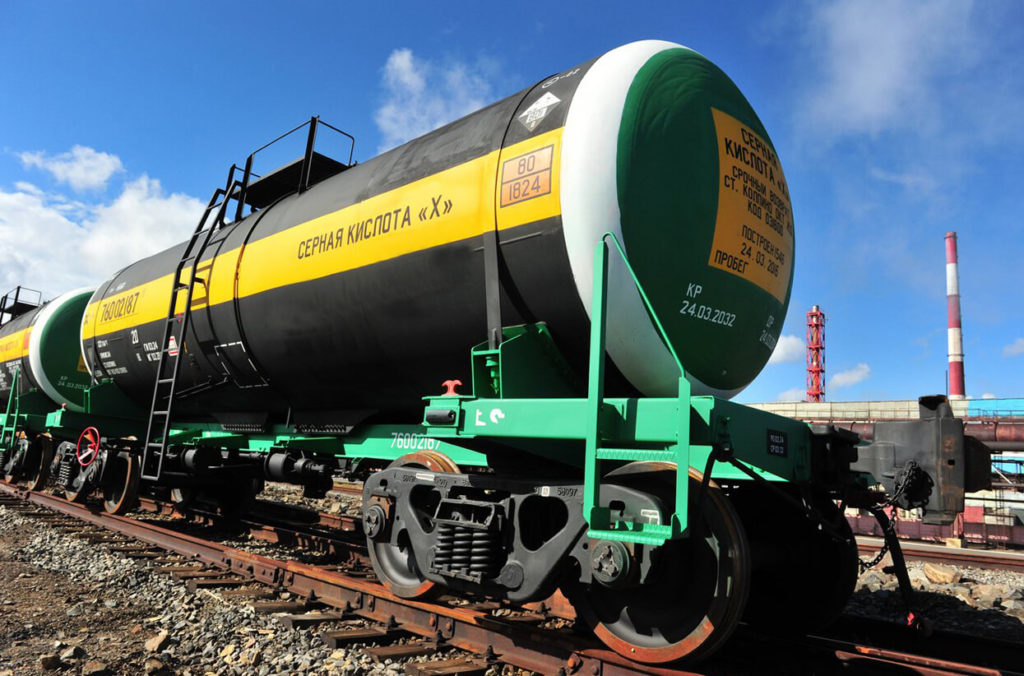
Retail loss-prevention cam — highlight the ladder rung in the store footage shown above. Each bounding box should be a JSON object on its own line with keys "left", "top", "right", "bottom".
{"left": 152, "top": 410, "right": 169, "bottom": 416}
{"left": 594, "top": 448, "right": 677, "bottom": 462}
{"left": 157, "top": 378, "right": 174, "bottom": 384}
{"left": 587, "top": 526, "right": 671, "bottom": 546}
{"left": 147, "top": 442, "right": 165, "bottom": 448}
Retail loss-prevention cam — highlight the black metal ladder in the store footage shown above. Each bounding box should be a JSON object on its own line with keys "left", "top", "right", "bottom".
{"left": 139, "top": 117, "right": 355, "bottom": 482}
{"left": 140, "top": 170, "right": 240, "bottom": 482}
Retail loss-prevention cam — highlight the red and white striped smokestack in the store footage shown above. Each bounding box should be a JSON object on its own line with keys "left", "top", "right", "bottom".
{"left": 945, "top": 232, "right": 965, "bottom": 399}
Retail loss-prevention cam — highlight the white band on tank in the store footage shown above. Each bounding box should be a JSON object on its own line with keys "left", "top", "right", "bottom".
{"left": 559, "top": 40, "right": 740, "bottom": 398}
{"left": 28, "top": 287, "right": 93, "bottom": 413}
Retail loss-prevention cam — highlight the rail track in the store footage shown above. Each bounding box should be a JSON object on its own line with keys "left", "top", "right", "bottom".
{"left": 1, "top": 480, "right": 1022, "bottom": 676}
{"left": 858, "top": 536, "right": 1024, "bottom": 572}
{"left": 0, "top": 481, "right": 693, "bottom": 676}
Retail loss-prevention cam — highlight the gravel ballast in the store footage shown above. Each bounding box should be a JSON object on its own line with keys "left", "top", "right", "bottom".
{"left": 2, "top": 495, "right": 1022, "bottom": 674}
{"left": 0, "top": 503, "right": 458, "bottom": 675}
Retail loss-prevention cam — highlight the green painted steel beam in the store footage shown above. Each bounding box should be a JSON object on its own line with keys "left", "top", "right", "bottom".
{"left": 583, "top": 239, "right": 610, "bottom": 532}
{"left": 422, "top": 395, "right": 811, "bottom": 480}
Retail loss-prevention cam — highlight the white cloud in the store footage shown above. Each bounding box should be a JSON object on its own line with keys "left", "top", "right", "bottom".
{"left": 0, "top": 189, "right": 81, "bottom": 293}
{"left": 767, "top": 334, "right": 804, "bottom": 365}
{"left": 801, "top": 1, "right": 974, "bottom": 138}
{"left": 776, "top": 387, "right": 807, "bottom": 402}
{"left": 13, "top": 181, "right": 42, "bottom": 196}
{"left": 830, "top": 363, "right": 871, "bottom": 389}
{"left": 20, "top": 145, "right": 124, "bottom": 191}
{"left": 374, "top": 48, "right": 495, "bottom": 152}
{"left": 79, "top": 176, "right": 204, "bottom": 274}
{"left": 982, "top": 393, "right": 997, "bottom": 400}
{"left": 0, "top": 175, "right": 202, "bottom": 294}
{"left": 869, "top": 167, "right": 938, "bottom": 195}
{"left": 1004, "top": 338, "right": 1024, "bottom": 357}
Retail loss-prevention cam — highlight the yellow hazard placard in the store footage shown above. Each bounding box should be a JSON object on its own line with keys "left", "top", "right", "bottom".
{"left": 707, "top": 108, "right": 794, "bottom": 303}
{"left": 499, "top": 145, "right": 553, "bottom": 207}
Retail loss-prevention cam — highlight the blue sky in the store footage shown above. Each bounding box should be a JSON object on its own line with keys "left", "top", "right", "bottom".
{"left": 0, "top": 1, "right": 1021, "bottom": 403}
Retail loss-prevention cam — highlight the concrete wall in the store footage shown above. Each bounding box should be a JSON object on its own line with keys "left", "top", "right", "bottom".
{"left": 748, "top": 398, "right": 972, "bottom": 420}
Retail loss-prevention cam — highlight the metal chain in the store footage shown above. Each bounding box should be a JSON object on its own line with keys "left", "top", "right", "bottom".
{"left": 859, "top": 506, "right": 898, "bottom": 572}
{"left": 858, "top": 461, "right": 920, "bottom": 572}
{"left": 892, "top": 460, "right": 926, "bottom": 507}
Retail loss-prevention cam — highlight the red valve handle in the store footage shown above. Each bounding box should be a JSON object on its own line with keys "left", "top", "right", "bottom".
{"left": 76, "top": 427, "right": 101, "bottom": 467}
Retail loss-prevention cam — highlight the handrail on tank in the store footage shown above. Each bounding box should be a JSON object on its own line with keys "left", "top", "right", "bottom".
{"left": 599, "top": 232, "right": 684, "bottom": 375}
{"left": 0, "top": 286, "right": 42, "bottom": 326}
{"left": 233, "top": 116, "right": 356, "bottom": 222}
{"left": 246, "top": 116, "right": 355, "bottom": 164}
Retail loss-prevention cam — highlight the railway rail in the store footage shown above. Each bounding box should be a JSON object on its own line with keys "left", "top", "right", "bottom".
{"left": 2, "top": 481, "right": 1022, "bottom": 675}
{"left": 137, "top": 495, "right": 366, "bottom": 562}
{"left": 858, "top": 536, "right": 1024, "bottom": 572}
{"left": 0, "top": 481, "right": 684, "bottom": 676}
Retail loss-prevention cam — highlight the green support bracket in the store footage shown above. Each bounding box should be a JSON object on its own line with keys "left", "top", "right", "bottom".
{"left": 582, "top": 240, "right": 608, "bottom": 531}
{"left": 469, "top": 324, "right": 580, "bottom": 400}
{"left": 583, "top": 234, "right": 691, "bottom": 544}
{"left": 84, "top": 379, "right": 147, "bottom": 419}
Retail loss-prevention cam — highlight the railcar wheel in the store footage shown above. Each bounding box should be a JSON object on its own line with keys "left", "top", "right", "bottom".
{"left": 26, "top": 436, "right": 54, "bottom": 491}
{"left": 729, "top": 483, "right": 858, "bottom": 632}
{"left": 3, "top": 437, "right": 29, "bottom": 484}
{"left": 567, "top": 463, "right": 750, "bottom": 664}
{"left": 103, "top": 453, "right": 141, "bottom": 515}
{"left": 366, "top": 451, "right": 460, "bottom": 600}
{"left": 65, "top": 481, "right": 91, "bottom": 504}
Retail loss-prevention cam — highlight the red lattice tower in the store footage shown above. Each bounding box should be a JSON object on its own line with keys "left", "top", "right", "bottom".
{"left": 806, "top": 305, "right": 825, "bottom": 403}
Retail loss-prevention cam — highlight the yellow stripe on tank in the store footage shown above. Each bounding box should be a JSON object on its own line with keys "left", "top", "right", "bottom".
{"left": 235, "top": 143, "right": 500, "bottom": 299}
{"left": 0, "top": 327, "right": 32, "bottom": 363}
{"left": 82, "top": 128, "right": 564, "bottom": 341}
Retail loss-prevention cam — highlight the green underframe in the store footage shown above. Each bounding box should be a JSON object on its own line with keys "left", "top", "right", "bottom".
{"left": 421, "top": 234, "right": 812, "bottom": 544}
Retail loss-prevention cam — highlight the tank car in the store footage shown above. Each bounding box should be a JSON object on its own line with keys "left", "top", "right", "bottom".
{"left": 0, "top": 40, "right": 991, "bottom": 663}
{"left": 0, "top": 287, "right": 94, "bottom": 489}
